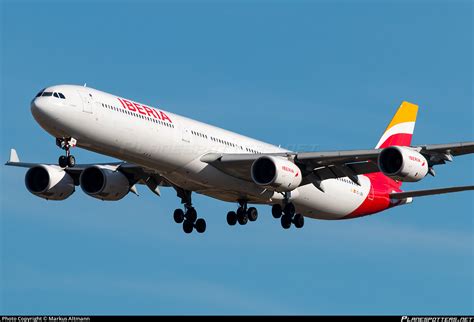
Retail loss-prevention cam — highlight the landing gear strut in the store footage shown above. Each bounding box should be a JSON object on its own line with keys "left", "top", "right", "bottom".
{"left": 271, "top": 193, "right": 304, "bottom": 230}
{"left": 173, "top": 188, "right": 206, "bottom": 234}
{"left": 226, "top": 200, "right": 258, "bottom": 226}
{"left": 56, "top": 137, "right": 76, "bottom": 168}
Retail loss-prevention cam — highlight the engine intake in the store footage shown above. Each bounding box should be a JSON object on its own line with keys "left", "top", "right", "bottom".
{"left": 251, "top": 156, "right": 302, "bottom": 192}
{"left": 80, "top": 166, "right": 130, "bottom": 201}
{"left": 25, "top": 165, "right": 74, "bottom": 200}
{"left": 378, "top": 146, "right": 428, "bottom": 182}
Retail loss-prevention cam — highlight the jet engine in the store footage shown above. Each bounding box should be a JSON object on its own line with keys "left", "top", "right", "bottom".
{"left": 79, "top": 165, "right": 130, "bottom": 201}
{"left": 378, "top": 146, "right": 429, "bottom": 182}
{"left": 251, "top": 156, "right": 302, "bottom": 192}
{"left": 25, "top": 165, "right": 75, "bottom": 200}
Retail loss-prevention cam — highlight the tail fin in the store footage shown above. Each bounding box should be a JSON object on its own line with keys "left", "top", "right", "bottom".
{"left": 375, "top": 101, "right": 418, "bottom": 149}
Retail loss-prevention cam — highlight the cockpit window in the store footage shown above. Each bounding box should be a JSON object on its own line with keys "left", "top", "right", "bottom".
{"left": 35, "top": 89, "right": 45, "bottom": 97}
{"left": 36, "top": 89, "right": 66, "bottom": 99}
{"left": 51, "top": 92, "right": 66, "bottom": 99}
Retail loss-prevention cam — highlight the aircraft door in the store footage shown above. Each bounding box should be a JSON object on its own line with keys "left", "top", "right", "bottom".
{"left": 78, "top": 91, "right": 94, "bottom": 114}
{"left": 182, "top": 127, "right": 191, "bottom": 143}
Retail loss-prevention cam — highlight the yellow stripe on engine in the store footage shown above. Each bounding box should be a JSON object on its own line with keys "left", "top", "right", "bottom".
{"left": 384, "top": 101, "right": 418, "bottom": 132}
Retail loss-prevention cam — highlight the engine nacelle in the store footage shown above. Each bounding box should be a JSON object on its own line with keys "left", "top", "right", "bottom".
{"left": 378, "top": 146, "right": 429, "bottom": 182}
{"left": 79, "top": 165, "right": 130, "bottom": 201}
{"left": 25, "top": 165, "right": 75, "bottom": 200}
{"left": 251, "top": 156, "right": 302, "bottom": 192}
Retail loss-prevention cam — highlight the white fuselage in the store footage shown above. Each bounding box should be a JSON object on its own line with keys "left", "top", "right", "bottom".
{"left": 31, "top": 85, "right": 374, "bottom": 219}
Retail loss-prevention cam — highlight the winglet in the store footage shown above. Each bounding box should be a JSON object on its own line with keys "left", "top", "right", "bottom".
{"left": 9, "top": 149, "right": 20, "bottom": 163}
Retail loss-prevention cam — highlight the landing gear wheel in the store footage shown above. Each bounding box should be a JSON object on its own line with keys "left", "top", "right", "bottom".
{"left": 56, "top": 137, "right": 77, "bottom": 168}
{"left": 227, "top": 211, "right": 237, "bottom": 226}
{"left": 272, "top": 204, "right": 283, "bottom": 219}
{"left": 284, "top": 203, "right": 296, "bottom": 217}
{"left": 67, "top": 155, "right": 76, "bottom": 167}
{"left": 58, "top": 155, "right": 67, "bottom": 168}
{"left": 183, "top": 220, "right": 194, "bottom": 234}
{"left": 186, "top": 207, "right": 197, "bottom": 222}
{"left": 237, "top": 211, "right": 248, "bottom": 225}
{"left": 272, "top": 204, "right": 282, "bottom": 218}
{"left": 293, "top": 214, "right": 304, "bottom": 229}
{"left": 173, "top": 209, "right": 185, "bottom": 223}
{"left": 247, "top": 207, "right": 258, "bottom": 222}
{"left": 237, "top": 206, "right": 245, "bottom": 217}
{"left": 281, "top": 214, "right": 292, "bottom": 229}
{"left": 195, "top": 218, "right": 206, "bottom": 233}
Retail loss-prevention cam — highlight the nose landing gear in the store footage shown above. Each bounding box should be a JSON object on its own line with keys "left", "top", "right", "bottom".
{"left": 56, "top": 137, "right": 77, "bottom": 168}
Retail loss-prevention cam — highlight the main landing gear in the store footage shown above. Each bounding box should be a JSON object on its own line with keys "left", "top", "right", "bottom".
{"left": 226, "top": 200, "right": 258, "bottom": 226}
{"left": 56, "top": 137, "right": 77, "bottom": 168}
{"left": 271, "top": 200, "right": 304, "bottom": 230}
{"left": 173, "top": 188, "right": 206, "bottom": 234}
{"left": 173, "top": 207, "right": 206, "bottom": 234}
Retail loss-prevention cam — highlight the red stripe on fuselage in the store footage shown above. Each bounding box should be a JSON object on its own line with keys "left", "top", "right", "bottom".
{"left": 341, "top": 172, "right": 401, "bottom": 219}
{"left": 343, "top": 132, "right": 412, "bottom": 219}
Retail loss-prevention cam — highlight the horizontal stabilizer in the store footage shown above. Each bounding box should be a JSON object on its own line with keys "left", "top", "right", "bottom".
{"left": 390, "top": 185, "right": 474, "bottom": 199}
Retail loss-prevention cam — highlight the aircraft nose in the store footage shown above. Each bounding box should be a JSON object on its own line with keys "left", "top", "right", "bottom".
{"left": 30, "top": 97, "right": 44, "bottom": 116}
{"left": 30, "top": 97, "right": 55, "bottom": 124}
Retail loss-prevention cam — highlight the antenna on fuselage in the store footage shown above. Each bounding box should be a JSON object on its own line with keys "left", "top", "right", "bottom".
{"left": 83, "top": 83, "right": 87, "bottom": 87}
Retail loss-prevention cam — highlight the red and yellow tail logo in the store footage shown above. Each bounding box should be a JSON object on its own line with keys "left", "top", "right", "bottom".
{"left": 375, "top": 101, "right": 418, "bottom": 149}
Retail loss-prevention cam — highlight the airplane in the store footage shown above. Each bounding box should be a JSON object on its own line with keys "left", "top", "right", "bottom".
{"left": 5, "top": 84, "right": 474, "bottom": 234}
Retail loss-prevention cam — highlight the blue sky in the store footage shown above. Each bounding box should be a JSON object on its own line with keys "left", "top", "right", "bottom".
{"left": 1, "top": 0, "right": 473, "bottom": 315}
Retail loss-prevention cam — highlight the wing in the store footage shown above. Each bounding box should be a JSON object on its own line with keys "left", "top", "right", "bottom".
{"left": 5, "top": 149, "right": 170, "bottom": 196}
{"left": 416, "top": 142, "right": 474, "bottom": 165}
{"left": 201, "top": 141, "right": 474, "bottom": 186}
{"left": 390, "top": 185, "right": 474, "bottom": 199}
{"left": 201, "top": 150, "right": 380, "bottom": 185}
